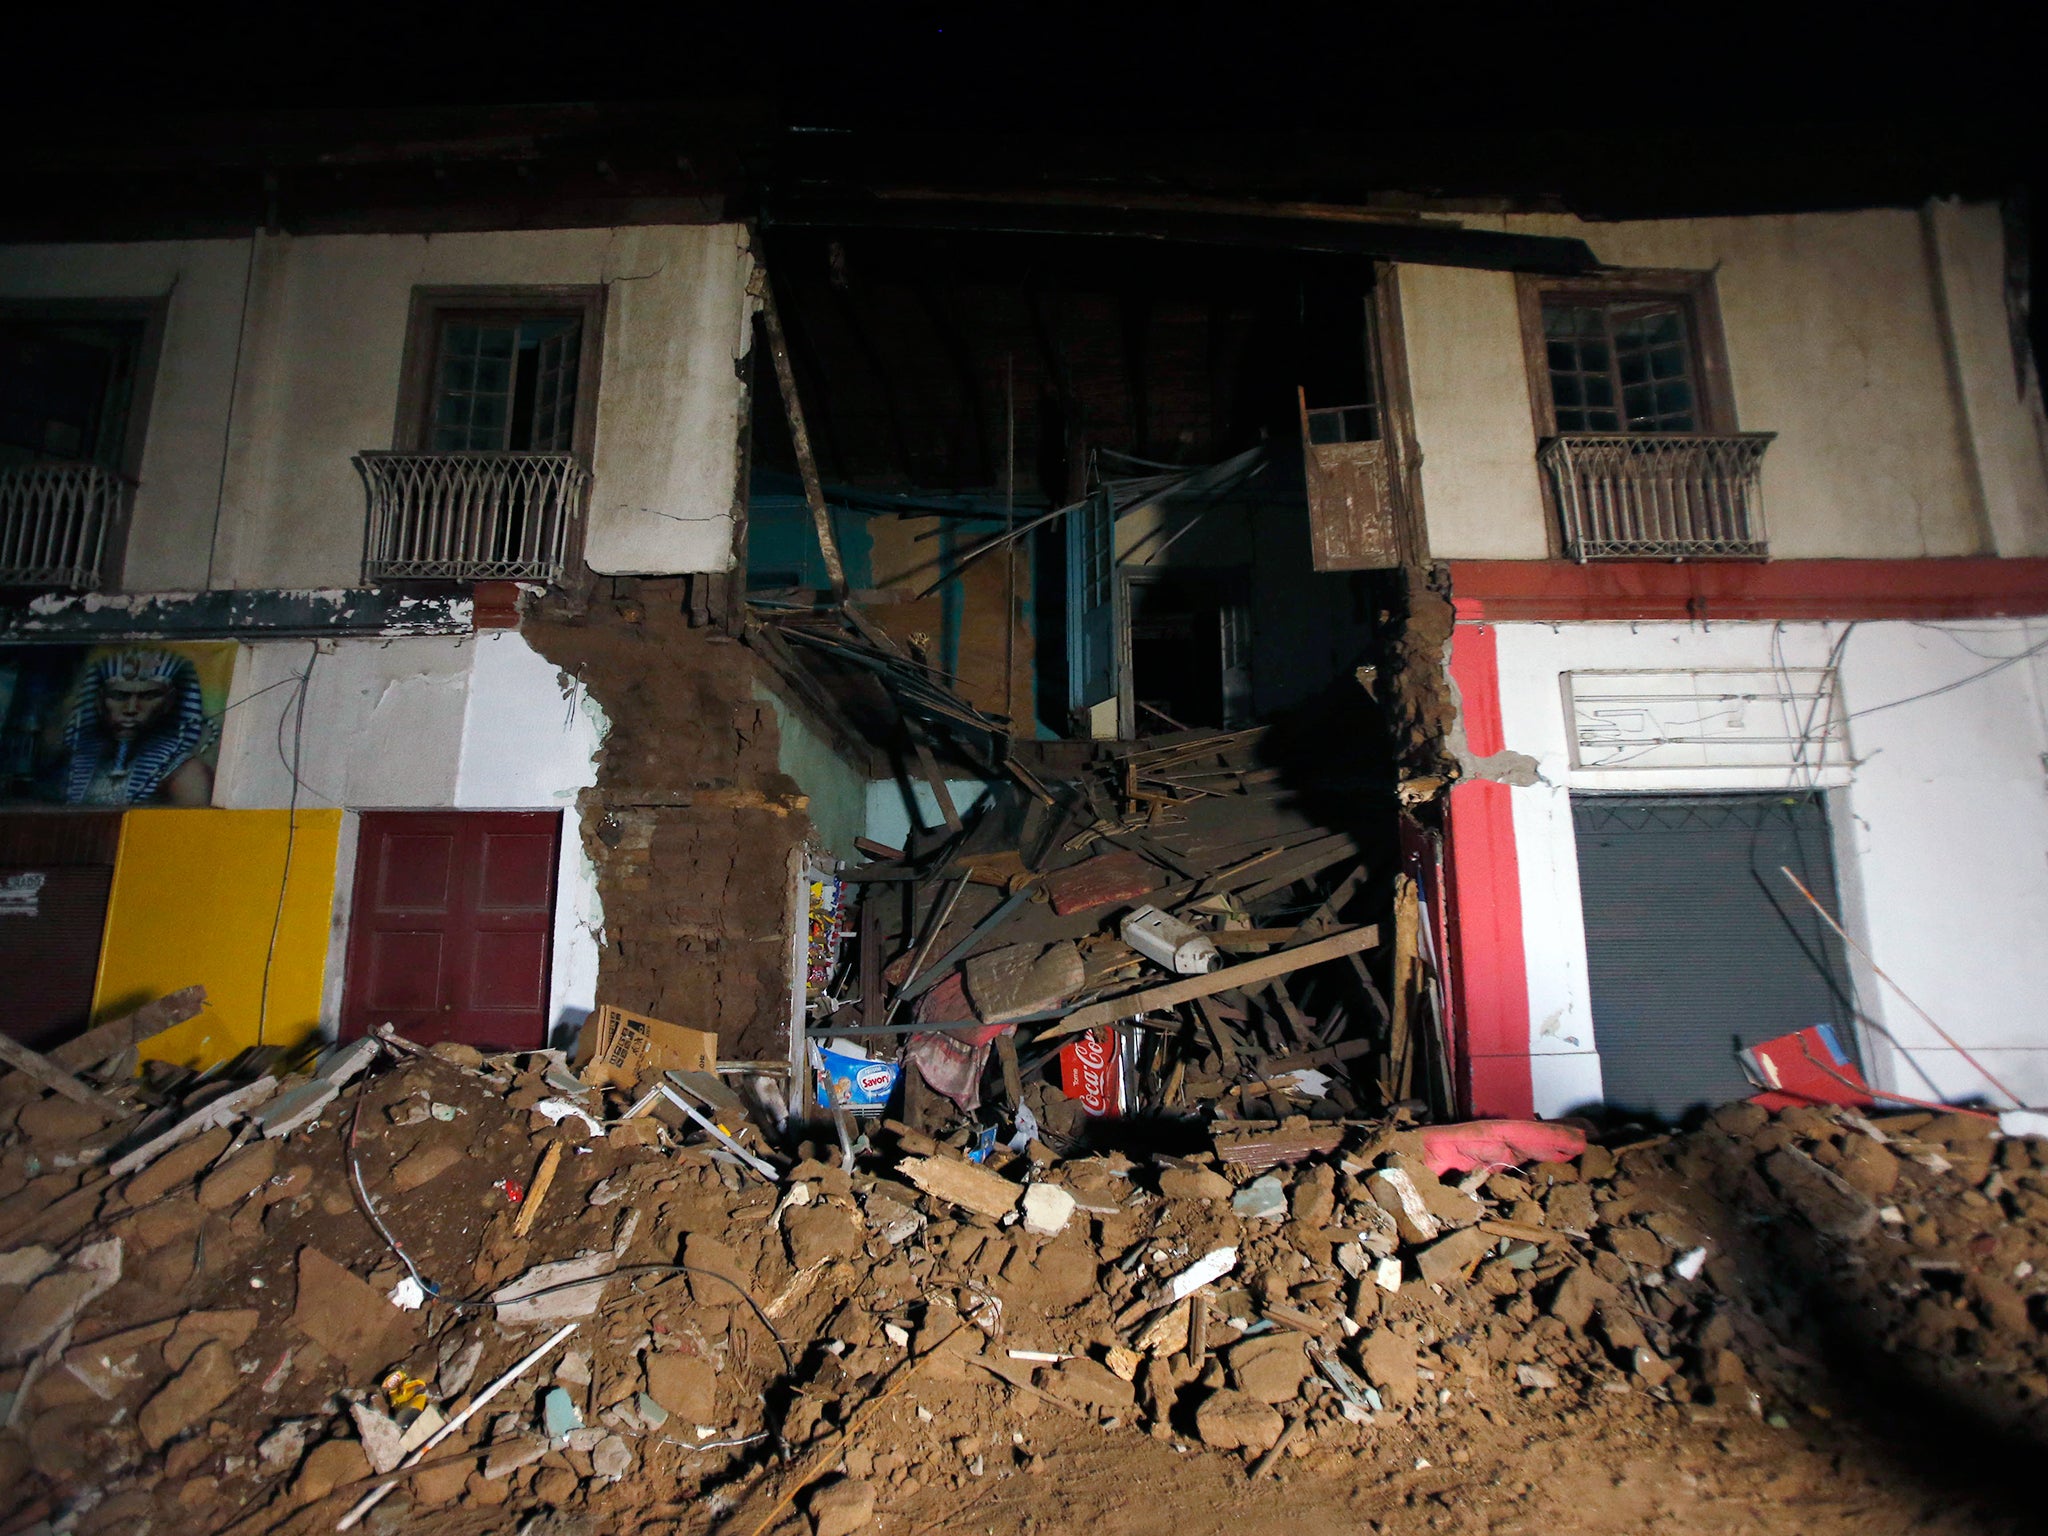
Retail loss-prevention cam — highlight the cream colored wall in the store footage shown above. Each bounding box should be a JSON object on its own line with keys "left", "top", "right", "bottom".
{"left": 0, "top": 240, "right": 250, "bottom": 589}
{"left": 0, "top": 224, "right": 754, "bottom": 589}
{"left": 1404, "top": 201, "right": 2048, "bottom": 561}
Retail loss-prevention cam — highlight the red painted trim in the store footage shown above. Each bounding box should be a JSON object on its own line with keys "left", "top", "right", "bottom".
{"left": 1443, "top": 624, "right": 1534, "bottom": 1119}
{"left": 1449, "top": 557, "right": 2048, "bottom": 623}
{"left": 472, "top": 580, "right": 524, "bottom": 630}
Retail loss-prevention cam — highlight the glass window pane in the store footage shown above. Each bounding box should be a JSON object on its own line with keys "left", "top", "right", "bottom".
{"left": 1618, "top": 352, "right": 1647, "bottom": 386}
{"left": 1585, "top": 376, "right": 1614, "bottom": 408}
{"left": 1656, "top": 380, "right": 1695, "bottom": 418}
{"left": 1649, "top": 346, "right": 1686, "bottom": 381}
{"left": 1552, "top": 374, "right": 1583, "bottom": 408}
{"left": 1586, "top": 407, "right": 1620, "bottom": 431}
{"left": 1547, "top": 341, "right": 1578, "bottom": 372}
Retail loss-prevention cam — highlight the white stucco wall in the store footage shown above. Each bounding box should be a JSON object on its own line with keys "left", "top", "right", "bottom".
{"left": 0, "top": 225, "right": 754, "bottom": 590}
{"left": 1403, "top": 201, "right": 2048, "bottom": 562}
{"left": 1482, "top": 617, "right": 2048, "bottom": 1115}
{"left": 217, "top": 629, "right": 607, "bottom": 1039}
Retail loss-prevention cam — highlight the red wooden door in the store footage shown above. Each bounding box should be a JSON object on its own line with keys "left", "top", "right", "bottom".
{"left": 341, "top": 811, "right": 560, "bottom": 1049}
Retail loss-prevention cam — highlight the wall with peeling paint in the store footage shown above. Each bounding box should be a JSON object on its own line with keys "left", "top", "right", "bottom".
{"left": 0, "top": 224, "right": 754, "bottom": 590}
{"left": 1402, "top": 200, "right": 2048, "bottom": 562}
{"left": 1472, "top": 617, "right": 2048, "bottom": 1116}
{"left": 215, "top": 629, "right": 607, "bottom": 1041}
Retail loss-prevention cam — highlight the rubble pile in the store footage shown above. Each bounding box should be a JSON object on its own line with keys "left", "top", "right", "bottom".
{"left": 4, "top": 1014, "right": 2047, "bottom": 1536}
{"left": 1652, "top": 1099, "right": 2048, "bottom": 1436}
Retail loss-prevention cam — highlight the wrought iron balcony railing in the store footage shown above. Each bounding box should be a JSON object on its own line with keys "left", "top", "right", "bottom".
{"left": 355, "top": 450, "right": 587, "bottom": 584}
{"left": 1540, "top": 432, "right": 1775, "bottom": 561}
{"left": 0, "top": 461, "right": 122, "bottom": 589}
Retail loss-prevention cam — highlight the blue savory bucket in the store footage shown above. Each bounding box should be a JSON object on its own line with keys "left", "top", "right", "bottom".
{"left": 814, "top": 1046, "right": 900, "bottom": 1114}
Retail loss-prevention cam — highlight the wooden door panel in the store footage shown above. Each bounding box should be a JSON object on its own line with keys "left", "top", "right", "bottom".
{"left": 469, "top": 931, "right": 549, "bottom": 1009}
{"left": 476, "top": 830, "right": 555, "bottom": 911}
{"left": 375, "top": 833, "right": 456, "bottom": 908}
{"left": 362, "top": 931, "right": 444, "bottom": 1011}
{"left": 343, "top": 811, "right": 559, "bottom": 1048}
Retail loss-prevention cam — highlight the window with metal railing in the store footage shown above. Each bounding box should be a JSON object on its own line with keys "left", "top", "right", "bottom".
{"left": 1518, "top": 272, "right": 1770, "bottom": 561}
{"left": 1, "top": 306, "right": 155, "bottom": 588}
{"left": 361, "top": 287, "right": 606, "bottom": 586}
{"left": 354, "top": 451, "right": 587, "bottom": 583}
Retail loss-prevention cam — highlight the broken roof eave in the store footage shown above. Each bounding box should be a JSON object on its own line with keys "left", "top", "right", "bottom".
{"left": 758, "top": 192, "right": 1600, "bottom": 276}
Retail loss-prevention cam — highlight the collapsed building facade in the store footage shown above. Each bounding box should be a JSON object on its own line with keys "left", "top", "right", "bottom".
{"left": 0, "top": 109, "right": 2045, "bottom": 1132}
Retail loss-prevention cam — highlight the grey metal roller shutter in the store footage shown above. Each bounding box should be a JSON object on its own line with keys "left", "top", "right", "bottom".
{"left": 1571, "top": 792, "right": 1856, "bottom": 1123}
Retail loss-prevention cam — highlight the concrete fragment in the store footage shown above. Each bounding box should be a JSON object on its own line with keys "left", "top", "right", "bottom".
{"left": 410, "top": 1457, "right": 472, "bottom": 1507}
{"left": 138, "top": 1340, "right": 240, "bottom": 1450}
{"left": 897, "top": 1155, "right": 1020, "bottom": 1220}
{"left": 1021, "top": 1183, "right": 1076, "bottom": 1237}
{"left": 126, "top": 1127, "right": 234, "bottom": 1205}
{"left": 1368, "top": 1168, "right": 1439, "bottom": 1244}
{"left": 1547, "top": 1265, "right": 1616, "bottom": 1331}
{"left": 291, "top": 1247, "right": 417, "bottom": 1376}
{"left": 492, "top": 1251, "right": 615, "bottom": 1323}
{"left": 591, "top": 1433, "right": 633, "bottom": 1481}
{"left": 807, "top": 1477, "right": 877, "bottom": 1536}
{"left": 1158, "top": 1166, "right": 1234, "bottom": 1202}
{"left": 390, "top": 1141, "right": 462, "bottom": 1193}
{"left": 16, "top": 1098, "right": 109, "bottom": 1143}
{"left": 0, "top": 1237, "right": 121, "bottom": 1366}
{"left": 0, "top": 1245, "right": 59, "bottom": 1288}
{"left": 255, "top": 1080, "right": 339, "bottom": 1140}
{"left": 645, "top": 1352, "right": 719, "bottom": 1422}
{"left": 349, "top": 1401, "right": 408, "bottom": 1474}
{"left": 1055, "top": 1356, "right": 1138, "bottom": 1410}
{"left": 197, "top": 1141, "right": 277, "bottom": 1211}
{"left": 290, "top": 1438, "right": 369, "bottom": 1506}
{"left": 482, "top": 1436, "right": 548, "bottom": 1479}
{"left": 1415, "top": 1226, "right": 1493, "bottom": 1288}
{"left": 1232, "top": 1174, "right": 1287, "bottom": 1221}
{"left": 1227, "top": 1334, "right": 1310, "bottom": 1404}
{"left": 163, "top": 1309, "right": 259, "bottom": 1370}
{"left": 1194, "top": 1389, "right": 1285, "bottom": 1453}
{"left": 785, "top": 1202, "right": 865, "bottom": 1269}
{"left": 1357, "top": 1330, "right": 1419, "bottom": 1407}
{"left": 1764, "top": 1146, "right": 1879, "bottom": 1240}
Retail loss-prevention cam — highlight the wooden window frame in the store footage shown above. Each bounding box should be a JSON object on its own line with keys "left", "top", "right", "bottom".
{"left": 392, "top": 285, "right": 608, "bottom": 459}
{"left": 1515, "top": 269, "right": 1737, "bottom": 439}
{"left": 0, "top": 295, "right": 171, "bottom": 591}
{"left": 1515, "top": 269, "right": 1737, "bottom": 557}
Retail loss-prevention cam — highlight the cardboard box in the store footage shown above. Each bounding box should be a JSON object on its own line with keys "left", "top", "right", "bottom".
{"left": 578, "top": 1005, "right": 717, "bottom": 1089}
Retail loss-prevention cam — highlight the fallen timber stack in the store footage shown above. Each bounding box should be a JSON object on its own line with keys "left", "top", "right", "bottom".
{"left": 814, "top": 722, "right": 1439, "bottom": 1143}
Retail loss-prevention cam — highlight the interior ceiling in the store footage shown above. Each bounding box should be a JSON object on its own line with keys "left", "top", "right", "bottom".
{"left": 754, "top": 229, "right": 1381, "bottom": 501}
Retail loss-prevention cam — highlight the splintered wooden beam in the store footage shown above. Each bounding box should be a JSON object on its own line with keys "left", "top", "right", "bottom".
{"left": 756, "top": 270, "right": 848, "bottom": 600}
{"left": 1037, "top": 925, "right": 1380, "bottom": 1041}
{"left": 50, "top": 985, "right": 206, "bottom": 1073}
{"left": 0, "top": 1033, "right": 123, "bottom": 1113}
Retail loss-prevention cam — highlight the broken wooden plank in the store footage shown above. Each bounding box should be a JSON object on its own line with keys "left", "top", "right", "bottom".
{"left": 1037, "top": 926, "right": 1380, "bottom": 1041}
{"left": 1235, "top": 835, "right": 1362, "bottom": 904}
{"left": 757, "top": 270, "right": 847, "bottom": 599}
{"left": 0, "top": 1033, "right": 123, "bottom": 1113}
{"left": 511, "top": 1142, "right": 563, "bottom": 1240}
{"left": 49, "top": 986, "right": 206, "bottom": 1074}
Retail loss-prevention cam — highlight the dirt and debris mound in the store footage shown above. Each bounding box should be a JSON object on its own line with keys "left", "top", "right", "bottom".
{"left": 3, "top": 1019, "right": 2045, "bottom": 1536}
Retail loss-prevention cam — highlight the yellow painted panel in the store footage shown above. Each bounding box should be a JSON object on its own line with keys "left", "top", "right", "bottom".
{"left": 93, "top": 809, "right": 342, "bottom": 1070}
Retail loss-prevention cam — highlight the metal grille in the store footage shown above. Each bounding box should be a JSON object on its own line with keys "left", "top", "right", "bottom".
{"left": 1572, "top": 791, "right": 1856, "bottom": 1122}
{"left": 355, "top": 451, "right": 587, "bottom": 583}
{"left": 1541, "top": 432, "right": 1774, "bottom": 561}
{"left": 0, "top": 462, "right": 121, "bottom": 588}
